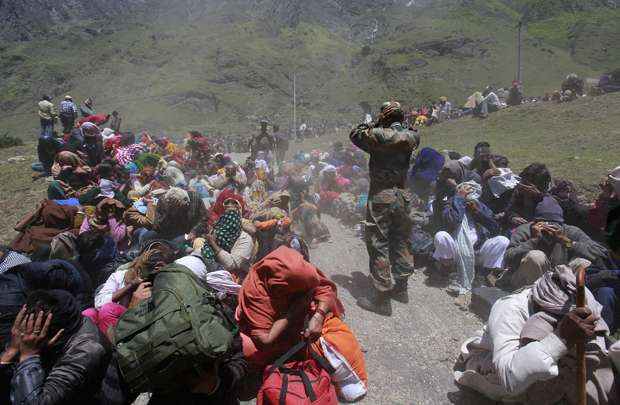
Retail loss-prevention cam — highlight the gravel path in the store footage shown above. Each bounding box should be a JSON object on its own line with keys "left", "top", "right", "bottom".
{"left": 309, "top": 216, "right": 493, "bottom": 405}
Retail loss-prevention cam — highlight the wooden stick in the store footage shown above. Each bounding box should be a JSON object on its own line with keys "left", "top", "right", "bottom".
{"left": 575, "top": 265, "right": 587, "bottom": 405}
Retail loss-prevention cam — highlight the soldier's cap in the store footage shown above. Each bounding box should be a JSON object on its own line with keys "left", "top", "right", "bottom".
{"left": 380, "top": 101, "right": 402, "bottom": 117}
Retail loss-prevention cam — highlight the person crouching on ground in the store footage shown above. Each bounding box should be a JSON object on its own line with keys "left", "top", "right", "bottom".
{"left": 237, "top": 246, "right": 368, "bottom": 402}
{"left": 455, "top": 265, "right": 619, "bottom": 404}
{"left": 504, "top": 196, "right": 609, "bottom": 290}
{"left": 0, "top": 290, "right": 111, "bottom": 404}
{"left": 432, "top": 180, "right": 510, "bottom": 295}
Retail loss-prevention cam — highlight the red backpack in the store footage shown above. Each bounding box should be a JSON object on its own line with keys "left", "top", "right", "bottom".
{"left": 257, "top": 340, "right": 338, "bottom": 405}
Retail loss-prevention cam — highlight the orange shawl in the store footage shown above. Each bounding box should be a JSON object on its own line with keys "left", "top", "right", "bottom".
{"left": 238, "top": 246, "right": 343, "bottom": 359}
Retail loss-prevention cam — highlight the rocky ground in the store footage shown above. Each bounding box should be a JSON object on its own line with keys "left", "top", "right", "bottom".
{"left": 302, "top": 216, "right": 493, "bottom": 405}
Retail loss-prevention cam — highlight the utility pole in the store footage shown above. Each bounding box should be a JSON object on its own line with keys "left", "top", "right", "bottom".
{"left": 293, "top": 73, "right": 297, "bottom": 141}
{"left": 517, "top": 20, "right": 523, "bottom": 85}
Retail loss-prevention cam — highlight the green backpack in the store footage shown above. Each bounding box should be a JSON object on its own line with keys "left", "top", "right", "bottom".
{"left": 112, "top": 263, "right": 237, "bottom": 394}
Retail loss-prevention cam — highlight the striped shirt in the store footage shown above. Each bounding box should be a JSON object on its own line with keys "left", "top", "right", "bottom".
{"left": 59, "top": 100, "right": 78, "bottom": 115}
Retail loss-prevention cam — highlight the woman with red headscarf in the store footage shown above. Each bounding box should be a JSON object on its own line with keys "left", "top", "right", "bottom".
{"left": 237, "top": 246, "right": 368, "bottom": 401}
{"left": 208, "top": 188, "right": 248, "bottom": 226}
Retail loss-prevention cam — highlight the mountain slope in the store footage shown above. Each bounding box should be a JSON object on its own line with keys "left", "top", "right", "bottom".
{"left": 0, "top": 0, "right": 618, "bottom": 137}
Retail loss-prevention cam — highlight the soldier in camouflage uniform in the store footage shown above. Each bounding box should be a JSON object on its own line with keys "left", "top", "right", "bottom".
{"left": 350, "top": 101, "right": 420, "bottom": 316}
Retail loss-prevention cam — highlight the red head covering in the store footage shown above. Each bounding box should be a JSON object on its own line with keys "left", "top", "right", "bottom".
{"left": 208, "top": 188, "right": 248, "bottom": 226}
{"left": 238, "top": 247, "right": 343, "bottom": 360}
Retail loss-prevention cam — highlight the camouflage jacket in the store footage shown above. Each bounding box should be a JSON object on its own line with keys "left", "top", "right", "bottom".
{"left": 350, "top": 122, "right": 419, "bottom": 196}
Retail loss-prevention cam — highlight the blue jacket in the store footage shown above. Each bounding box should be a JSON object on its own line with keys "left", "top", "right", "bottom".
{"left": 441, "top": 196, "right": 500, "bottom": 249}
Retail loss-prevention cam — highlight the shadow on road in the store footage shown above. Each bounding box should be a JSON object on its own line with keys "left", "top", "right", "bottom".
{"left": 422, "top": 266, "right": 450, "bottom": 289}
{"left": 447, "top": 388, "right": 500, "bottom": 405}
{"left": 331, "top": 271, "right": 372, "bottom": 300}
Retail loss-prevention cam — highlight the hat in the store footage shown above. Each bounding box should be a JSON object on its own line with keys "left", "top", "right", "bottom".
{"left": 534, "top": 196, "right": 564, "bottom": 223}
{"left": 65, "top": 95, "right": 73, "bottom": 100}
{"left": 608, "top": 166, "right": 620, "bottom": 196}
{"left": 380, "top": 101, "right": 402, "bottom": 118}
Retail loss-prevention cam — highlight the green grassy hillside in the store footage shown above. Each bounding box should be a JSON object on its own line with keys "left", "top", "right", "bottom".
{"left": 0, "top": 0, "right": 618, "bottom": 139}
{"left": 294, "top": 92, "right": 620, "bottom": 196}
{"left": 423, "top": 93, "right": 620, "bottom": 194}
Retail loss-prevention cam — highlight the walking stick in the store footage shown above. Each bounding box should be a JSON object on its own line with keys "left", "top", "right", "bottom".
{"left": 575, "top": 265, "right": 587, "bottom": 405}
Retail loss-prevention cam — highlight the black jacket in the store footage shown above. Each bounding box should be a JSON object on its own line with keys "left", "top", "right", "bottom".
{"left": 2, "top": 318, "right": 111, "bottom": 405}
{"left": 505, "top": 222, "right": 609, "bottom": 271}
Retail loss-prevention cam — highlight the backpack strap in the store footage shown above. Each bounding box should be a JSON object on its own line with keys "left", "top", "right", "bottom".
{"left": 297, "top": 368, "right": 317, "bottom": 401}
{"left": 277, "top": 367, "right": 317, "bottom": 402}
{"left": 308, "top": 345, "right": 336, "bottom": 375}
{"left": 265, "top": 340, "right": 308, "bottom": 377}
{"left": 278, "top": 373, "right": 289, "bottom": 405}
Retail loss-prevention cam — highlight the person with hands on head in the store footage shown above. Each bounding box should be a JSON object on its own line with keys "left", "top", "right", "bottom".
{"left": 505, "top": 196, "right": 609, "bottom": 290}
{"left": 504, "top": 163, "right": 551, "bottom": 230}
{"left": 0, "top": 290, "right": 111, "bottom": 405}
{"left": 432, "top": 179, "right": 510, "bottom": 293}
{"left": 84, "top": 241, "right": 177, "bottom": 337}
{"left": 350, "top": 101, "right": 420, "bottom": 316}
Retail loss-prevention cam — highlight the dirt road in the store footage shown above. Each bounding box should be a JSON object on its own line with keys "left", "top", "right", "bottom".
{"left": 309, "top": 216, "right": 490, "bottom": 405}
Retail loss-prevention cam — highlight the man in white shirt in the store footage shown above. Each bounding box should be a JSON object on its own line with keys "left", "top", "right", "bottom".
{"left": 455, "top": 265, "right": 619, "bottom": 404}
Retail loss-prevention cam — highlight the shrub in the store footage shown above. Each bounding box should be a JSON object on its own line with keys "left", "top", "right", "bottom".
{"left": 0, "top": 133, "right": 24, "bottom": 149}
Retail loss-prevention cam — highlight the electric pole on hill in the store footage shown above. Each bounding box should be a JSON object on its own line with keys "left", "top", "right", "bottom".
{"left": 292, "top": 73, "right": 297, "bottom": 141}
{"left": 517, "top": 20, "right": 523, "bottom": 85}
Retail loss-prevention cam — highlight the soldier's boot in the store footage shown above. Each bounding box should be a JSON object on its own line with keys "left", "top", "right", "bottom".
{"left": 391, "top": 278, "right": 409, "bottom": 304}
{"left": 357, "top": 288, "right": 392, "bottom": 317}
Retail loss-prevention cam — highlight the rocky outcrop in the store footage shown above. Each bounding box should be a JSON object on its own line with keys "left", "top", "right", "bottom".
{"left": 0, "top": 0, "right": 145, "bottom": 41}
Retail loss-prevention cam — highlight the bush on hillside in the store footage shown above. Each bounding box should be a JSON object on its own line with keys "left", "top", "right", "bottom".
{"left": 0, "top": 133, "right": 23, "bottom": 149}
{"left": 610, "top": 68, "right": 620, "bottom": 84}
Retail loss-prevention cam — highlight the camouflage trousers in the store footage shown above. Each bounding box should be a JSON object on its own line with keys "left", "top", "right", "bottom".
{"left": 365, "top": 188, "right": 414, "bottom": 292}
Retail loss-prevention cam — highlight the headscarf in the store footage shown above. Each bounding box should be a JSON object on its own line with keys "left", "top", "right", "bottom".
{"left": 488, "top": 168, "right": 520, "bottom": 198}
{"left": 154, "top": 189, "right": 205, "bottom": 239}
{"left": 410, "top": 147, "right": 445, "bottom": 183}
{"left": 238, "top": 247, "right": 343, "bottom": 356}
{"left": 456, "top": 181, "right": 482, "bottom": 201}
{"left": 458, "top": 156, "right": 473, "bottom": 168}
{"left": 201, "top": 210, "right": 242, "bottom": 264}
{"left": 26, "top": 289, "right": 82, "bottom": 349}
{"left": 442, "top": 160, "right": 466, "bottom": 183}
{"left": 524, "top": 265, "right": 608, "bottom": 342}
{"left": 209, "top": 188, "right": 247, "bottom": 225}
{"left": 80, "top": 122, "right": 101, "bottom": 137}
{"left": 206, "top": 270, "right": 242, "bottom": 295}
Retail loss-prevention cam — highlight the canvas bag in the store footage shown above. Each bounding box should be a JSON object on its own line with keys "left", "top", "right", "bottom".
{"left": 112, "top": 263, "right": 236, "bottom": 394}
